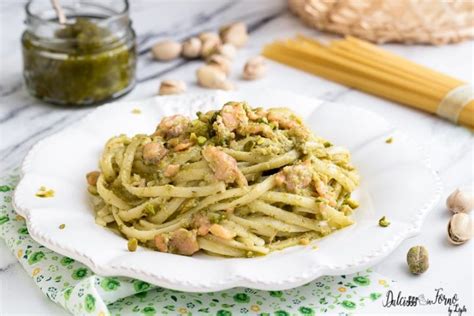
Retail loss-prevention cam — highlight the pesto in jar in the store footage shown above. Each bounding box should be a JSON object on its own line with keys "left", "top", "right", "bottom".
{"left": 22, "top": 17, "right": 136, "bottom": 106}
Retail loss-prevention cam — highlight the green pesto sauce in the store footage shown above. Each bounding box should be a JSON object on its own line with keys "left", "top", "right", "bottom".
{"left": 22, "top": 18, "right": 136, "bottom": 106}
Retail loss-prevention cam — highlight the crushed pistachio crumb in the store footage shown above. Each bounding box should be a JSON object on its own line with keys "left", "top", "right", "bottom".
{"left": 246, "top": 251, "right": 254, "bottom": 258}
{"left": 385, "top": 137, "right": 393, "bottom": 144}
{"left": 323, "top": 141, "right": 332, "bottom": 148}
{"left": 131, "top": 108, "right": 141, "bottom": 114}
{"left": 345, "top": 198, "right": 359, "bottom": 209}
{"left": 299, "top": 238, "right": 310, "bottom": 245}
{"left": 127, "top": 238, "right": 138, "bottom": 252}
{"left": 59, "top": 224, "right": 66, "bottom": 230}
{"left": 378, "top": 216, "right": 390, "bottom": 227}
{"left": 256, "top": 137, "right": 264, "bottom": 145}
{"left": 243, "top": 140, "right": 255, "bottom": 151}
{"left": 258, "top": 117, "right": 268, "bottom": 124}
{"left": 35, "top": 186, "right": 55, "bottom": 198}
{"left": 197, "top": 136, "right": 207, "bottom": 145}
{"left": 312, "top": 245, "right": 319, "bottom": 250}
{"left": 144, "top": 203, "right": 156, "bottom": 216}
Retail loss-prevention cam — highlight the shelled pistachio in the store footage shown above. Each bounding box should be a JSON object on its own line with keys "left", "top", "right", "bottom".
{"left": 406, "top": 245, "right": 429, "bottom": 275}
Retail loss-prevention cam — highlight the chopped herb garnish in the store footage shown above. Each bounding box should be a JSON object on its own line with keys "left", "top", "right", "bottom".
{"left": 59, "top": 224, "right": 66, "bottom": 230}
{"left": 385, "top": 137, "right": 393, "bottom": 144}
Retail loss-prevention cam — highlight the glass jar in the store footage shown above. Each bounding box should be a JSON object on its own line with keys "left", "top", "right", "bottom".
{"left": 22, "top": 0, "right": 136, "bottom": 106}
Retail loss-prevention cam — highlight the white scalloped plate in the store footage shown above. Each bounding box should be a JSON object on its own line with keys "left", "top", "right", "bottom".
{"left": 13, "top": 90, "right": 441, "bottom": 292}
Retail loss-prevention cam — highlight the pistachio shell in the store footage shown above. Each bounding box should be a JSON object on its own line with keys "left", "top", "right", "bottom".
{"left": 196, "top": 65, "right": 234, "bottom": 90}
{"left": 447, "top": 213, "right": 473, "bottom": 245}
{"left": 158, "top": 80, "right": 187, "bottom": 95}
{"left": 219, "top": 22, "right": 248, "bottom": 48}
{"left": 198, "top": 32, "right": 221, "bottom": 43}
{"left": 242, "top": 56, "right": 267, "bottom": 80}
{"left": 207, "top": 54, "right": 232, "bottom": 75}
{"left": 152, "top": 40, "right": 182, "bottom": 61}
{"left": 446, "top": 188, "right": 474, "bottom": 214}
{"left": 215, "top": 43, "right": 237, "bottom": 60}
{"left": 201, "top": 38, "right": 221, "bottom": 59}
{"left": 182, "top": 37, "right": 202, "bottom": 59}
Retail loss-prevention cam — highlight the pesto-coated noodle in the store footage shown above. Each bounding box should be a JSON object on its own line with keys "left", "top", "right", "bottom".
{"left": 88, "top": 102, "right": 359, "bottom": 257}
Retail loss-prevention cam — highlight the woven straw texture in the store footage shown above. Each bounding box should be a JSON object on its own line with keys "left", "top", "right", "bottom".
{"left": 289, "top": 0, "right": 474, "bottom": 45}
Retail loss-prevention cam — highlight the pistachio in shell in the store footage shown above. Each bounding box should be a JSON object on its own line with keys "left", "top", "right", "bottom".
{"left": 151, "top": 40, "right": 182, "bottom": 61}
{"left": 182, "top": 37, "right": 202, "bottom": 59}
{"left": 446, "top": 188, "right": 474, "bottom": 214}
{"left": 447, "top": 213, "right": 473, "bottom": 245}
{"left": 219, "top": 22, "right": 248, "bottom": 48}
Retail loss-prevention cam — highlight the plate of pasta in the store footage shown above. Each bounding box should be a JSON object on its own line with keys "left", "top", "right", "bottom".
{"left": 13, "top": 90, "right": 441, "bottom": 291}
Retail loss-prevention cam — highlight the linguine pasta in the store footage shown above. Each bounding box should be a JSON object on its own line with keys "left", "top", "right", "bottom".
{"left": 87, "top": 102, "right": 360, "bottom": 257}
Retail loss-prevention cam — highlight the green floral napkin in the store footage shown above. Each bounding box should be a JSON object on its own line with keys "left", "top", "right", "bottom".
{"left": 0, "top": 172, "right": 391, "bottom": 316}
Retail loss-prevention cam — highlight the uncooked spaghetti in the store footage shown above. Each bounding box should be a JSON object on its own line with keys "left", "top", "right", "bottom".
{"left": 263, "top": 35, "right": 473, "bottom": 128}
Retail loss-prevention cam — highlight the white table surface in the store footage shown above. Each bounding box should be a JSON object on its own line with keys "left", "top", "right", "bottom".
{"left": 0, "top": 0, "right": 473, "bottom": 315}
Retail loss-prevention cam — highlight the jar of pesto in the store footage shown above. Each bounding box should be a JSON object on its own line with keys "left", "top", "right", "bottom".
{"left": 22, "top": 0, "right": 136, "bottom": 106}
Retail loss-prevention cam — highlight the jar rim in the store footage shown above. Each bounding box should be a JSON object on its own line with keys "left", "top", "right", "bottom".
{"left": 25, "top": 0, "right": 130, "bottom": 25}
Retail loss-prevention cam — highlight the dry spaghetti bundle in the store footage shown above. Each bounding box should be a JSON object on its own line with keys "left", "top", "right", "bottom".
{"left": 263, "top": 36, "right": 473, "bottom": 128}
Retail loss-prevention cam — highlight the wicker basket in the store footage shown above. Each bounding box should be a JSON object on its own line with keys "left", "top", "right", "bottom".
{"left": 289, "top": 0, "right": 474, "bottom": 45}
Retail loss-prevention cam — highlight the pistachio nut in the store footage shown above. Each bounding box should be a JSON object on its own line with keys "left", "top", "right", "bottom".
{"left": 447, "top": 213, "right": 473, "bottom": 245}
{"left": 198, "top": 32, "right": 221, "bottom": 43}
{"left": 158, "top": 80, "right": 187, "bottom": 95}
{"left": 207, "top": 54, "right": 232, "bottom": 76}
{"left": 219, "top": 22, "right": 248, "bottom": 48}
{"left": 215, "top": 43, "right": 237, "bottom": 60}
{"left": 242, "top": 56, "right": 267, "bottom": 80}
{"left": 378, "top": 216, "right": 390, "bottom": 227}
{"left": 406, "top": 245, "right": 429, "bottom": 275}
{"left": 446, "top": 188, "right": 474, "bottom": 214}
{"left": 196, "top": 65, "right": 234, "bottom": 90}
{"left": 127, "top": 238, "right": 138, "bottom": 252}
{"left": 201, "top": 38, "right": 221, "bottom": 59}
{"left": 182, "top": 37, "right": 202, "bottom": 59}
{"left": 151, "top": 40, "right": 182, "bottom": 61}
